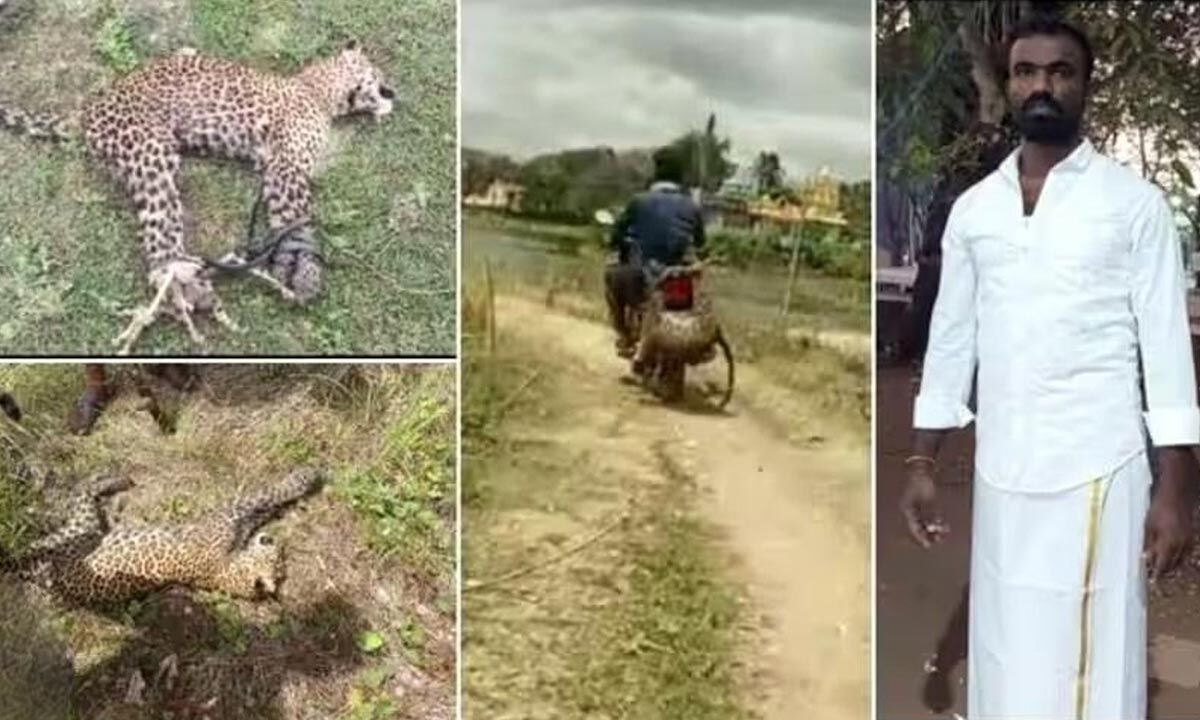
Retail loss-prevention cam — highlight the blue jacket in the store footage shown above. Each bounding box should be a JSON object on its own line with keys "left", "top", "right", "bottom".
{"left": 610, "top": 182, "right": 705, "bottom": 266}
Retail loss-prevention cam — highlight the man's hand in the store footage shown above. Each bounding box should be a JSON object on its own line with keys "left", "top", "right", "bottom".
{"left": 1144, "top": 448, "right": 1197, "bottom": 581}
{"left": 900, "top": 458, "right": 950, "bottom": 549}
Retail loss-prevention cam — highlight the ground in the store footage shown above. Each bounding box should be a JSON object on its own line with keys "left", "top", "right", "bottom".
{"left": 462, "top": 217, "right": 870, "bottom": 719}
{"left": 0, "top": 363, "right": 455, "bottom": 720}
{"left": 875, "top": 362, "right": 1200, "bottom": 719}
{"left": 0, "top": 0, "right": 456, "bottom": 355}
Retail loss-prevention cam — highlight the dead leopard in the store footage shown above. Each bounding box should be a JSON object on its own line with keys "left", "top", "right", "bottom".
{"left": 0, "top": 468, "right": 325, "bottom": 605}
{"left": 0, "top": 42, "right": 395, "bottom": 353}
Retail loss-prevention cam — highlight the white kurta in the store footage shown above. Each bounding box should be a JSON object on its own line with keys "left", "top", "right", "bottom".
{"left": 914, "top": 140, "right": 1200, "bottom": 720}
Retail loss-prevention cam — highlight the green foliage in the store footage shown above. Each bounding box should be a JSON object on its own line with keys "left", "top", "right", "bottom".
{"left": 705, "top": 225, "right": 869, "bottom": 280}
{"left": 341, "top": 664, "right": 398, "bottom": 720}
{"left": 840, "top": 178, "right": 871, "bottom": 243}
{"left": 661, "top": 115, "right": 737, "bottom": 193}
{"left": 518, "top": 146, "right": 651, "bottom": 222}
{"left": 356, "top": 630, "right": 386, "bottom": 654}
{"left": 191, "top": 0, "right": 263, "bottom": 58}
{"left": 261, "top": 428, "right": 320, "bottom": 465}
{"left": 94, "top": 7, "right": 142, "bottom": 75}
{"left": 207, "top": 599, "right": 250, "bottom": 654}
{"left": 334, "top": 385, "right": 453, "bottom": 581}
{"left": 879, "top": 1, "right": 1200, "bottom": 239}
{"left": 0, "top": 471, "right": 38, "bottom": 556}
{"left": 463, "top": 148, "right": 521, "bottom": 196}
{"left": 703, "top": 228, "right": 783, "bottom": 268}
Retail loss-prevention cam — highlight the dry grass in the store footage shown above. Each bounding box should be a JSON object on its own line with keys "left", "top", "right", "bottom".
{"left": 0, "top": 363, "right": 455, "bottom": 720}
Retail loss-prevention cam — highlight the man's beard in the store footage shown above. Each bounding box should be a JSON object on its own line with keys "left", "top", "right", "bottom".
{"left": 1015, "top": 92, "right": 1080, "bottom": 145}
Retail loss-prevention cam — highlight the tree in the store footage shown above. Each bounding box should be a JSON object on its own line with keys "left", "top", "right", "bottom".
{"left": 877, "top": 1, "right": 1200, "bottom": 254}
{"left": 515, "top": 147, "right": 652, "bottom": 221}
{"left": 841, "top": 179, "right": 871, "bottom": 243}
{"left": 462, "top": 148, "right": 520, "bottom": 197}
{"left": 752, "top": 151, "right": 786, "bottom": 197}
{"left": 663, "top": 114, "right": 737, "bottom": 193}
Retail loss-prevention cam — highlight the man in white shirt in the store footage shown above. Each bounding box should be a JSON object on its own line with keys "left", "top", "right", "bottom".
{"left": 900, "top": 16, "right": 1200, "bottom": 719}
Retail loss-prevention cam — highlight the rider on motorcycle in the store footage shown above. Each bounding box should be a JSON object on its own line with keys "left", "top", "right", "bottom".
{"left": 604, "top": 146, "right": 707, "bottom": 358}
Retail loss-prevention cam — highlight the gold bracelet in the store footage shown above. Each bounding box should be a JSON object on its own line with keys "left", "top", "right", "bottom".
{"left": 904, "top": 455, "right": 937, "bottom": 466}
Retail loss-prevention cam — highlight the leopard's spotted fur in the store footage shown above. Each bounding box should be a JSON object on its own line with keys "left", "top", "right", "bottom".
{"left": 1, "top": 468, "right": 324, "bottom": 605}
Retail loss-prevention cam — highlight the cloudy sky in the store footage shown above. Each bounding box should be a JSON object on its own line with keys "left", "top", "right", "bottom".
{"left": 463, "top": 0, "right": 872, "bottom": 182}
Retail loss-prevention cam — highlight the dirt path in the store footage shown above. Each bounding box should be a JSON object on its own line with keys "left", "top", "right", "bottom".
{"left": 492, "top": 294, "right": 869, "bottom": 720}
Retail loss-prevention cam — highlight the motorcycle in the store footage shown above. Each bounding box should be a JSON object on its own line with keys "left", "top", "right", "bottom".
{"left": 596, "top": 210, "right": 734, "bottom": 408}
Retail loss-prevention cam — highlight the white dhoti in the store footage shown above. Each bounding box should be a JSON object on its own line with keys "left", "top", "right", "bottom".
{"left": 968, "top": 455, "right": 1151, "bottom": 720}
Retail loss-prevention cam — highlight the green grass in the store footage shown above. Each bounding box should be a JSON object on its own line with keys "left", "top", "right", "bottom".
{"left": 0, "top": 469, "right": 39, "bottom": 555}
{"left": 0, "top": 0, "right": 456, "bottom": 355}
{"left": 94, "top": 4, "right": 143, "bottom": 75}
{"left": 334, "top": 372, "right": 455, "bottom": 584}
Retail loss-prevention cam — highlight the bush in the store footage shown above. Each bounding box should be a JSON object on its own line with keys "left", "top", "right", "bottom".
{"left": 703, "top": 225, "right": 868, "bottom": 280}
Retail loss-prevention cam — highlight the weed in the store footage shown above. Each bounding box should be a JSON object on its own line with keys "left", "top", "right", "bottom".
{"left": 207, "top": 598, "right": 250, "bottom": 654}
{"left": 94, "top": 7, "right": 142, "bottom": 75}
{"left": 0, "top": 473, "right": 39, "bottom": 555}
{"left": 262, "top": 427, "right": 321, "bottom": 465}
{"left": 334, "top": 371, "right": 454, "bottom": 582}
{"left": 341, "top": 666, "right": 398, "bottom": 720}
{"left": 191, "top": 0, "right": 262, "bottom": 58}
{"left": 396, "top": 613, "right": 427, "bottom": 663}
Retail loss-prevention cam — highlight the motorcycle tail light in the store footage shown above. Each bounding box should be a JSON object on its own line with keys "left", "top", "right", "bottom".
{"left": 661, "top": 275, "right": 693, "bottom": 310}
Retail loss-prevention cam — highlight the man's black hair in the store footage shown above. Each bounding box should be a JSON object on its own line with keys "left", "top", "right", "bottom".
{"left": 1004, "top": 15, "right": 1095, "bottom": 84}
{"left": 652, "top": 146, "right": 684, "bottom": 184}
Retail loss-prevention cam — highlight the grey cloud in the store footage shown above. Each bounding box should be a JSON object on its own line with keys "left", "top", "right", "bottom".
{"left": 469, "top": 0, "right": 868, "bottom": 27}
{"left": 463, "top": 0, "right": 871, "bottom": 179}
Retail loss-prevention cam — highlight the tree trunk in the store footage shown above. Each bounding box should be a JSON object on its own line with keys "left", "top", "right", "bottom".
{"left": 958, "top": 22, "right": 1007, "bottom": 127}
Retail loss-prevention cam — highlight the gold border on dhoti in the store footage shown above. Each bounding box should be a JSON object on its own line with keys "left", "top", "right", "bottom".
{"left": 1075, "top": 476, "right": 1105, "bottom": 719}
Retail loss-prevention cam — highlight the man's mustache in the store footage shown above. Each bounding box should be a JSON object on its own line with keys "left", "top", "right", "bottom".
{"left": 1021, "top": 92, "right": 1065, "bottom": 117}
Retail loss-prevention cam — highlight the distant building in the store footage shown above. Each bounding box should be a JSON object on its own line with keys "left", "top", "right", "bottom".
{"left": 710, "top": 165, "right": 847, "bottom": 231}
{"left": 463, "top": 179, "right": 525, "bottom": 212}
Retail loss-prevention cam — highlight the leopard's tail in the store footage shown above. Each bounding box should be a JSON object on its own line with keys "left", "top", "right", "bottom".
{"left": 226, "top": 468, "right": 326, "bottom": 546}
{"left": 1, "top": 475, "right": 129, "bottom": 580}
{"left": 0, "top": 102, "right": 74, "bottom": 143}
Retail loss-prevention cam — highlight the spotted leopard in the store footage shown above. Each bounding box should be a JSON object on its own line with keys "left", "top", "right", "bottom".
{"left": 1, "top": 468, "right": 324, "bottom": 605}
{"left": 0, "top": 42, "right": 395, "bottom": 347}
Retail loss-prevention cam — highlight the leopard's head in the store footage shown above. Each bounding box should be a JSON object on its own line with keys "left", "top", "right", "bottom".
{"left": 219, "top": 532, "right": 283, "bottom": 599}
{"left": 329, "top": 41, "right": 395, "bottom": 118}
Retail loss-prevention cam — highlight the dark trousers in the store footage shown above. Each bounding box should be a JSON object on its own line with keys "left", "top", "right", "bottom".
{"left": 604, "top": 263, "right": 646, "bottom": 342}
{"left": 907, "top": 259, "right": 941, "bottom": 362}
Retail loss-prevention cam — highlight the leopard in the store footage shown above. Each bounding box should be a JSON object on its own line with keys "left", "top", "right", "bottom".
{"left": 0, "top": 41, "right": 395, "bottom": 350}
{"left": 0, "top": 468, "right": 325, "bottom": 605}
